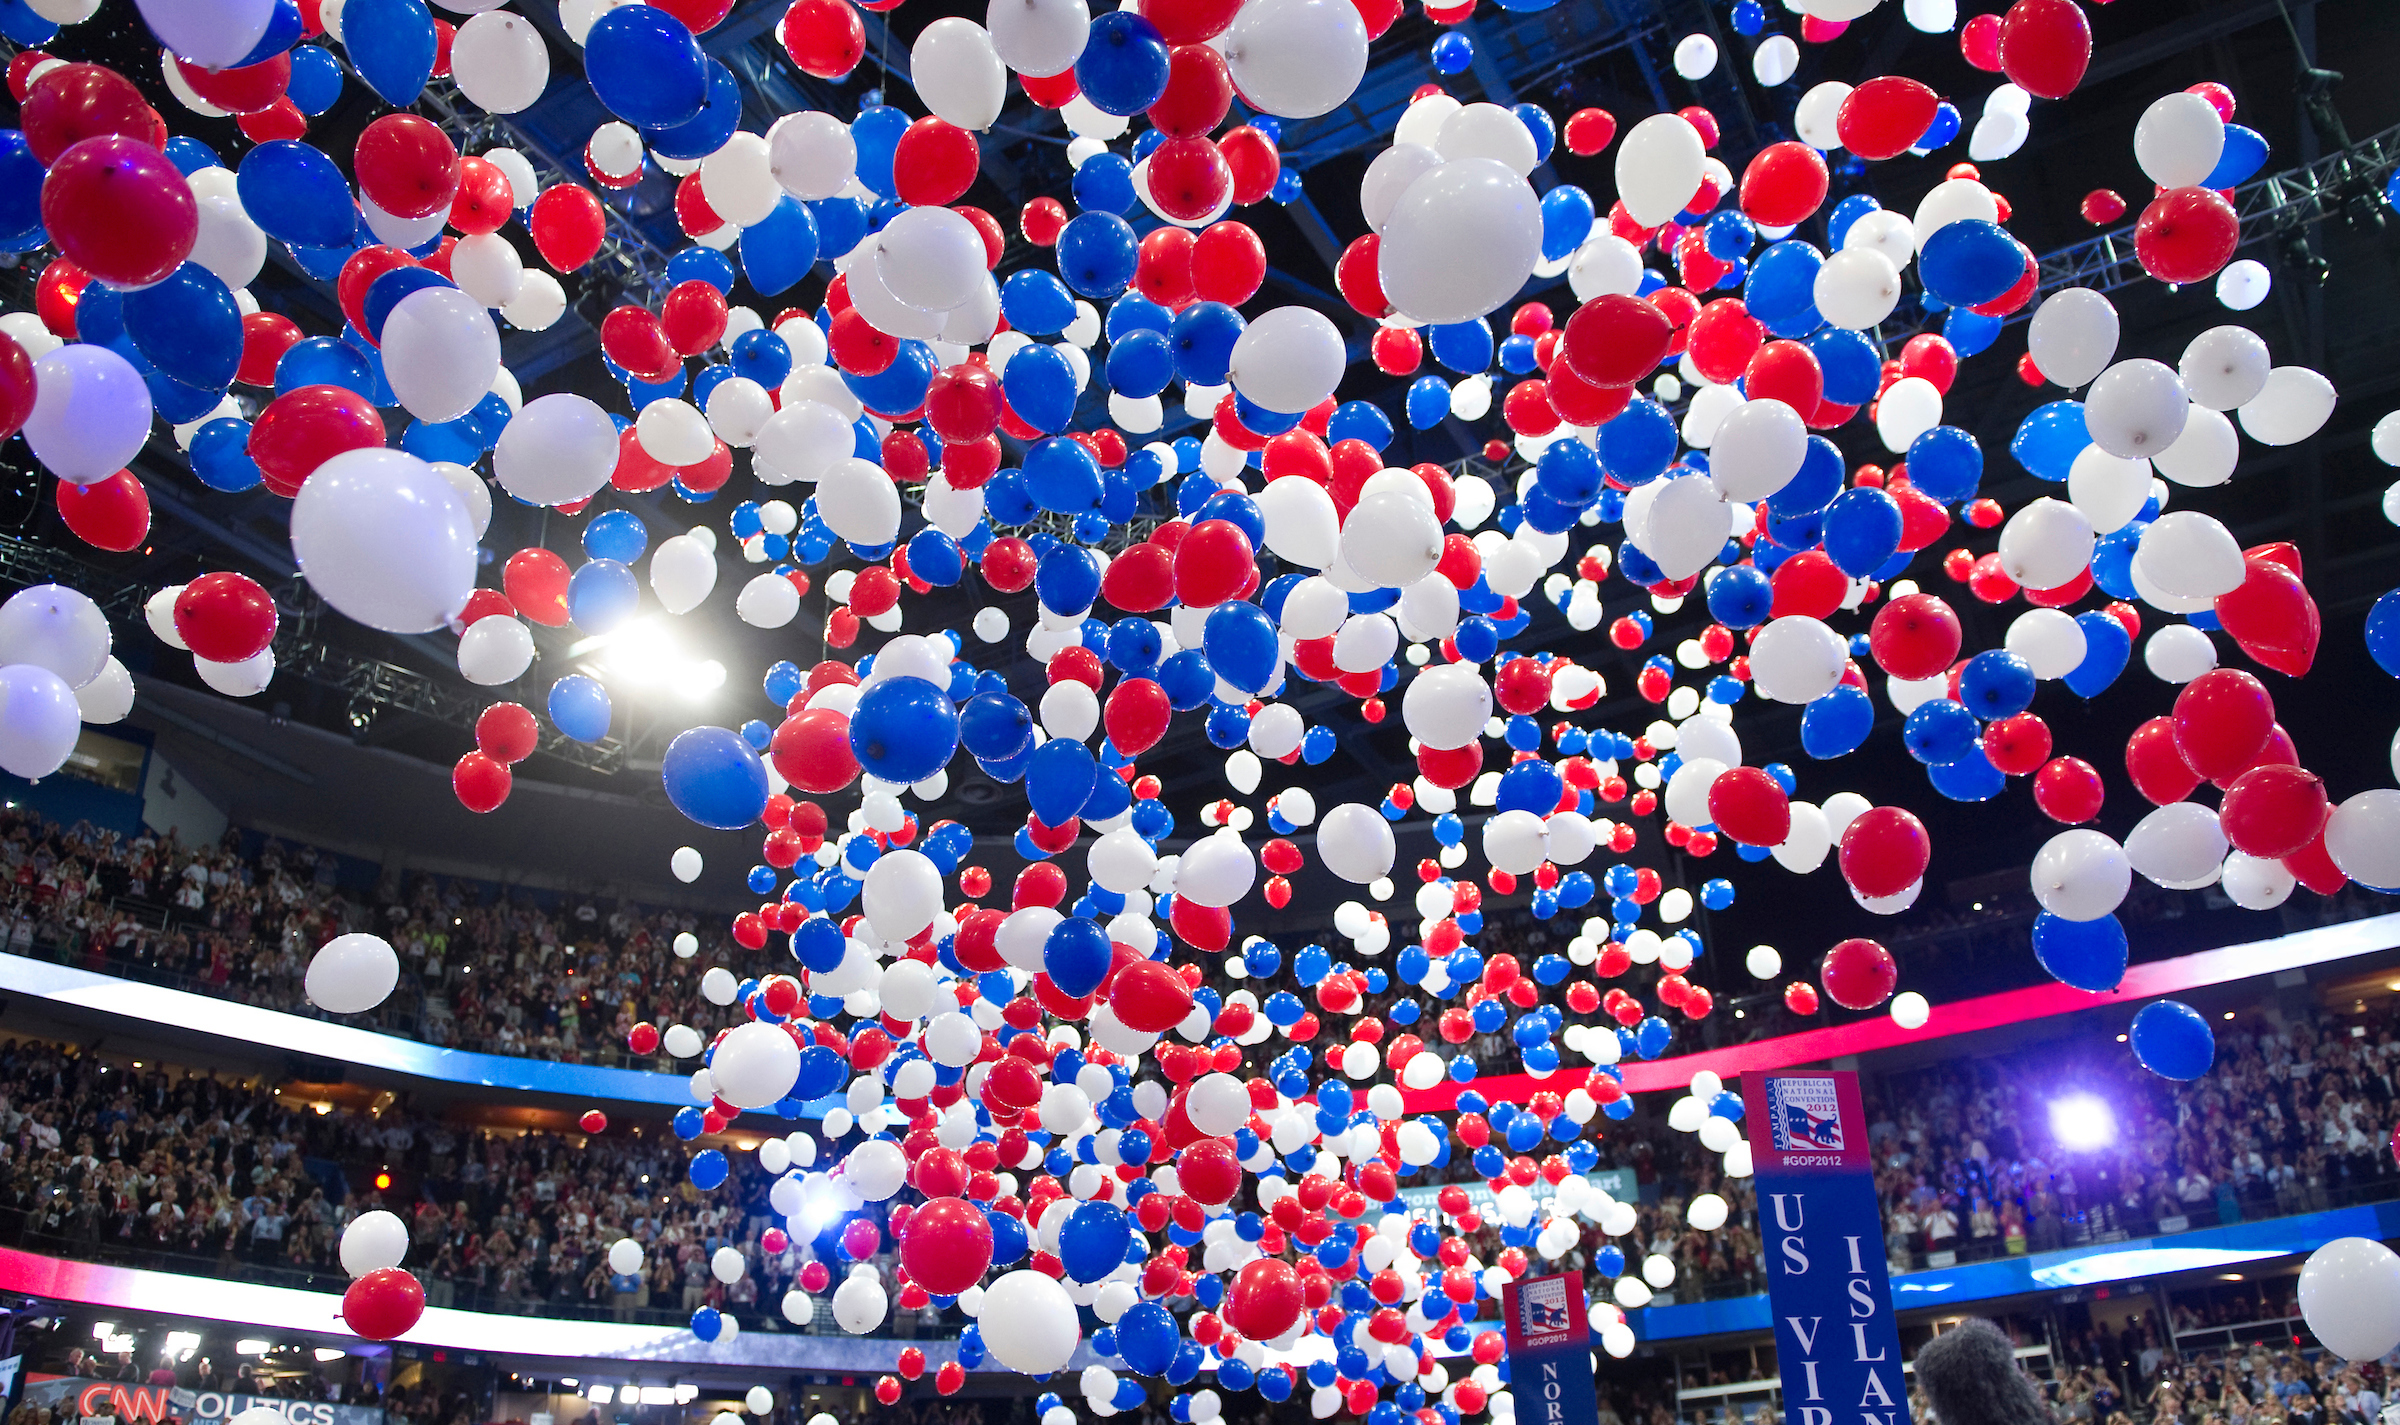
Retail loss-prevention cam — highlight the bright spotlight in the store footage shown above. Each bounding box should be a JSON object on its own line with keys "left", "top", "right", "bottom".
{"left": 572, "top": 618, "right": 724, "bottom": 701}
{"left": 2049, "top": 1094, "right": 2115, "bottom": 1151}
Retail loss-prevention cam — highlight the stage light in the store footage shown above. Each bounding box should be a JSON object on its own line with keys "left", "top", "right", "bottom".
{"left": 2050, "top": 1094, "right": 2116, "bottom": 1151}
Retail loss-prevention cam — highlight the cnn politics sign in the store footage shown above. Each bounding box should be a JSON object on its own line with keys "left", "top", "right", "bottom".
{"left": 23, "top": 1377, "right": 384, "bottom": 1425}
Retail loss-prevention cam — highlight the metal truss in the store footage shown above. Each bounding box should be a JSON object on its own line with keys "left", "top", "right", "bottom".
{"left": 0, "top": 532, "right": 626, "bottom": 775}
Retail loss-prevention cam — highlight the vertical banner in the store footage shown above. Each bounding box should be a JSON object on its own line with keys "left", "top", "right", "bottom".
{"left": 1741, "top": 1070, "right": 1910, "bottom": 1425}
{"left": 1501, "top": 1270, "right": 1600, "bottom": 1425}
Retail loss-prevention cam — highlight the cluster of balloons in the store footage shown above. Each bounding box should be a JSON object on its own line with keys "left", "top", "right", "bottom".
{"left": 5, "top": 0, "right": 2391, "bottom": 1396}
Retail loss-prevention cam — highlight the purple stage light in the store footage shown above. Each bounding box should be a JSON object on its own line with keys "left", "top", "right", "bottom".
{"left": 2049, "top": 1093, "right": 2116, "bottom": 1151}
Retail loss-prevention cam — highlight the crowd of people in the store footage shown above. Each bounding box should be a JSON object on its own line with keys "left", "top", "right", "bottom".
{"left": 1862, "top": 1002, "right": 2400, "bottom": 1273}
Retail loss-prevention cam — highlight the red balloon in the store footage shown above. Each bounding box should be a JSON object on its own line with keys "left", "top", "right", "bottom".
{"left": 1998, "top": 0, "right": 2090, "bottom": 98}
{"left": 2081, "top": 189, "right": 2127, "bottom": 225}
{"left": 1744, "top": 340, "right": 1822, "bottom": 415}
{"left": 1148, "top": 136, "right": 1232, "bottom": 224}
{"left": 1102, "top": 544, "right": 1175, "bottom": 614}
{"left": 1191, "top": 220, "right": 1265, "bottom": 305}
{"left": 781, "top": 0, "right": 866, "bottom": 78}
{"left": 1868, "top": 594, "right": 1961, "bottom": 680}
{"left": 529, "top": 185, "right": 607, "bottom": 272}
{"left": 1982, "top": 712, "right": 2051, "bottom": 776}
{"left": 356, "top": 114, "right": 461, "bottom": 221}
{"left": 250, "top": 385, "right": 387, "bottom": 497}
{"left": 1784, "top": 981, "right": 1821, "bottom": 1015}
{"left": 1020, "top": 196, "right": 1069, "bottom": 246}
{"left": 1104, "top": 676, "right": 1171, "bottom": 756}
{"left": 2220, "top": 763, "right": 2329, "bottom": 859}
{"left": 1141, "top": 0, "right": 1242, "bottom": 41}
{"left": 653, "top": 0, "right": 736, "bottom": 29}
{"left": 1706, "top": 766, "right": 1791, "bottom": 848}
{"left": 2171, "top": 668, "right": 2275, "bottom": 781}
{"left": 450, "top": 156, "right": 515, "bottom": 236}
{"left": 342, "top": 1268, "right": 426, "bottom": 1342}
{"left": 2215, "top": 549, "right": 2320, "bottom": 676}
{"left": 56, "top": 469, "right": 148, "bottom": 551}
{"left": 1821, "top": 938, "right": 1897, "bottom": 1010}
{"left": 237, "top": 97, "right": 308, "bottom": 144}
{"left": 898, "top": 1197, "right": 994, "bottom": 1295}
{"left": 1960, "top": 12, "right": 2003, "bottom": 69}
{"left": 503, "top": 547, "right": 572, "bottom": 626}
{"left": 2135, "top": 186, "right": 2239, "bottom": 284}
{"left": 1561, "top": 293, "right": 1670, "bottom": 388}
{"left": 1227, "top": 1257, "right": 1305, "bottom": 1340}
{"left": 237, "top": 311, "right": 303, "bottom": 387}
{"left": 1545, "top": 357, "right": 1632, "bottom": 426}
{"left": 40, "top": 136, "right": 197, "bottom": 291}
{"left": 1737, "top": 141, "right": 1828, "bottom": 227}
{"left": 337, "top": 246, "right": 419, "bottom": 334}
{"left": 476, "top": 702, "right": 540, "bottom": 763}
{"left": 579, "top": 1109, "right": 608, "bottom": 1133}
{"left": 1769, "top": 549, "right": 1848, "bottom": 620}
{"left": 2033, "top": 756, "right": 2105, "bottom": 823}
{"left": 1110, "top": 958, "right": 1195, "bottom": 1032}
{"left": 0, "top": 333, "right": 28, "bottom": 443}
{"left": 601, "top": 305, "right": 680, "bottom": 382}
{"left": 1686, "top": 298, "right": 1764, "bottom": 385}
{"left": 1220, "top": 125, "right": 1280, "bottom": 204}
{"left": 1837, "top": 806, "right": 1929, "bottom": 899}
{"left": 176, "top": 53, "right": 291, "bottom": 115}
{"left": 2124, "top": 716, "right": 2203, "bottom": 806}
{"left": 1899, "top": 333, "right": 1958, "bottom": 393}
{"left": 2285, "top": 827, "right": 2348, "bottom": 897}
{"left": 1173, "top": 518, "right": 1253, "bottom": 608}
{"left": 1150, "top": 44, "right": 1233, "bottom": 138}
{"left": 21, "top": 65, "right": 160, "bottom": 166}
{"left": 1836, "top": 77, "right": 1938, "bottom": 161}
{"left": 1370, "top": 323, "right": 1421, "bottom": 377}
{"left": 923, "top": 363, "right": 999, "bottom": 444}
{"left": 771, "top": 707, "right": 861, "bottom": 793}
{"left": 893, "top": 117, "right": 980, "bottom": 207}
{"left": 1135, "top": 225, "right": 1196, "bottom": 308}
{"left": 175, "top": 572, "right": 278, "bottom": 663}
{"left": 1336, "top": 233, "right": 1389, "bottom": 318}
{"left": 661, "top": 279, "right": 730, "bottom": 357}
{"left": 453, "top": 751, "right": 512, "bottom": 813}
{"left": 1564, "top": 107, "right": 1617, "bottom": 155}
{"left": 1178, "top": 1137, "right": 1242, "bottom": 1205}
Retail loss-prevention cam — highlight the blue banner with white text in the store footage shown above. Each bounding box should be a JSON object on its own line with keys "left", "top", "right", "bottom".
{"left": 1741, "top": 1069, "right": 1910, "bottom": 1425}
{"left": 1502, "top": 1269, "right": 1599, "bottom": 1425}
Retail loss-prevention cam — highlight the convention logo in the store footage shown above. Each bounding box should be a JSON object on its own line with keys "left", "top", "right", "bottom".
{"left": 1766, "top": 1075, "right": 1845, "bottom": 1153}
{"left": 1515, "top": 1273, "right": 1578, "bottom": 1349}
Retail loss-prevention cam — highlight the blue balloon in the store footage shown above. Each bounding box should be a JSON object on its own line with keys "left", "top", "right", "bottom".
{"left": 1902, "top": 697, "right": 1980, "bottom": 765}
{"left": 1406, "top": 375, "right": 1450, "bottom": 430}
{"left": 1430, "top": 31, "right": 1474, "bottom": 73}
{"left": 1427, "top": 318, "right": 1493, "bottom": 375}
{"left": 1540, "top": 185, "right": 1596, "bottom": 262}
{"left": 850, "top": 106, "right": 908, "bottom": 200}
{"left": 1003, "top": 345, "right": 1079, "bottom": 434}
{"left": 2129, "top": 1000, "right": 2215, "bottom": 1080}
{"left": 2011, "top": 401, "right": 2090, "bottom": 481}
{"left": 1044, "top": 916, "right": 1116, "bottom": 1003}
{"left": 2064, "top": 610, "right": 2132, "bottom": 698}
{"left": 1327, "top": 399, "right": 1392, "bottom": 450}
{"left": 1598, "top": 398, "right": 1677, "bottom": 486}
{"left": 661, "top": 726, "right": 770, "bottom": 830}
{"left": 1917, "top": 101, "right": 1962, "bottom": 151}
{"left": 1534, "top": 436, "right": 1603, "bottom": 506}
{"left": 960, "top": 691, "right": 1035, "bottom": 762}
{"left": 1944, "top": 306, "right": 2002, "bottom": 359}
{"left": 0, "top": 131, "right": 44, "bottom": 250}
{"left": 731, "top": 329, "right": 792, "bottom": 388}
{"left": 1204, "top": 601, "right": 1279, "bottom": 693}
{"left": 908, "top": 528, "right": 964, "bottom": 585}
{"left": 1495, "top": 758, "right": 1565, "bottom": 816}
{"left": 286, "top": 43, "right": 344, "bottom": 114}
{"left": 1744, "top": 241, "right": 1824, "bottom": 329}
{"left": 843, "top": 339, "right": 936, "bottom": 420}
{"left": 585, "top": 3, "right": 708, "bottom": 126}
{"left": 1002, "top": 269, "right": 1079, "bottom": 335}
{"left": 2204, "top": 124, "right": 2268, "bottom": 189}
{"left": 1028, "top": 737, "right": 1099, "bottom": 826}
{"left": 125, "top": 263, "right": 241, "bottom": 390}
{"left": 549, "top": 675, "right": 613, "bottom": 744}
{"left": 1918, "top": 219, "right": 2024, "bottom": 307}
{"left": 1822, "top": 486, "right": 1902, "bottom": 577}
{"left": 1800, "top": 684, "right": 1873, "bottom": 759}
{"left": 1108, "top": 328, "right": 1175, "bottom": 397}
{"left": 1706, "top": 564, "right": 1772, "bottom": 628}
{"left": 1169, "top": 302, "right": 1245, "bottom": 386}
{"left": 2032, "top": 912, "right": 2127, "bottom": 992}
{"left": 1957, "top": 649, "right": 2036, "bottom": 720}
{"left": 1116, "top": 1302, "right": 1179, "bottom": 1375}
{"left": 740, "top": 196, "right": 820, "bottom": 296}
{"left": 1929, "top": 746, "right": 2005, "bottom": 802}
{"left": 568, "top": 559, "right": 641, "bottom": 635}
{"left": 361, "top": 266, "right": 454, "bottom": 343}
{"left": 1037, "top": 544, "right": 1102, "bottom": 614}
{"left": 238, "top": 141, "right": 359, "bottom": 249}
{"left": 1076, "top": 11, "right": 1171, "bottom": 115}
{"left": 1057, "top": 211, "right": 1139, "bottom": 298}
{"left": 1810, "top": 328, "right": 1882, "bottom": 406}
{"left": 848, "top": 676, "right": 959, "bottom": 784}
{"left": 583, "top": 509, "right": 649, "bottom": 564}
{"left": 1906, "top": 425, "right": 1983, "bottom": 503}
{"left": 344, "top": 0, "right": 438, "bottom": 106}
{"left": 644, "top": 59, "right": 741, "bottom": 162}
{"left": 188, "top": 418, "right": 262, "bottom": 493}
{"left": 1826, "top": 194, "right": 1880, "bottom": 251}
{"left": 1058, "top": 1198, "right": 1132, "bottom": 1282}
{"left": 1072, "top": 151, "right": 1138, "bottom": 215}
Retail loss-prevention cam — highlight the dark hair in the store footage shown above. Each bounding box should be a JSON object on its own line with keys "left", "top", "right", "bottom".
{"left": 1915, "top": 1320, "right": 2056, "bottom": 1425}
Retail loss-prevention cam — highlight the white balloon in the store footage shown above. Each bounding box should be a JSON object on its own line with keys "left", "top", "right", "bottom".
{"left": 503, "top": 270, "right": 567, "bottom": 331}
{"left": 2238, "top": 366, "right": 2337, "bottom": 447}
{"left": 1709, "top": 399, "right": 1807, "bottom": 501}
{"left": 2026, "top": 288, "right": 2118, "bottom": 388}
{"left": 768, "top": 111, "right": 859, "bottom": 200}
{"left": 1875, "top": 376, "right": 1943, "bottom": 453}
{"left": 979, "top": 1271, "right": 1081, "bottom": 1373}
{"left": 2142, "top": 623, "right": 2219, "bottom": 683}
{"left": 291, "top": 449, "right": 478, "bottom": 634}
{"left": 495, "top": 393, "right": 617, "bottom": 506}
{"left": 2299, "top": 1238, "right": 2400, "bottom": 1362}
{"left": 196, "top": 649, "right": 274, "bottom": 698}
{"left": 1378, "top": 159, "right": 1542, "bottom": 325}
{"left": 702, "top": 132, "right": 782, "bottom": 228}
{"left": 1229, "top": 307, "right": 1345, "bottom": 414}
{"left": 2215, "top": 258, "right": 2271, "bottom": 311}
{"left": 189, "top": 193, "right": 267, "bottom": 290}
{"left": 2126, "top": 802, "right": 2228, "bottom": 888}
{"left": 1435, "top": 103, "right": 1539, "bottom": 176}
{"left": 2030, "top": 829, "right": 2130, "bottom": 921}
{"left": 0, "top": 665, "right": 79, "bottom": 780}
{"left": 135, "top": 0, "right": 276, "bottom": 67}
{"left": 2084, "top": 359, "right": 2188, "bottom": 459}
{"left": 1567, "top": 233, "right": 1645, "bottom": 300}
{"left": 2066, "top": 445, "right": 2154, "bottom": 534}
{"left": 712, "top": 1021, "right": 803, "bottom": 1109}
{"left": 2222, "top": 850, "right": 2295, "bottom": 910}
{"left": 2153, "top": 404, "right": 2238, "bottom": 488}
{"left": 2005, "top": 608, "right": 2087, "bottom": 679}
{"left": 381, "top": 286, "right": 503, "bottom": 424}
{"left": 986, "top": 0, "right": 1090, "bottom": 79}
{"left": 1341, "top": 489, "right": 1447, "bottom": 589}
{"left": 651, "top": 535, "right": 719, "bottom": 615}
{"left": 914, "top": 19, "right": 1008, "bottom": 129}
{"left": 451, "top": 9, "right": 550, "bottom": 112}
{"left": 1631, "top": 474, "right": 1731, "bottom": 581}
{"left": 1616, "top": 114, "right": 1706, "bottom": 228}
{"left": 2134, "top": 511, "right": 2245, "bottom": 599}
{"left": 1220, "top": 0, "right": 1367, "bottom": 118}
{"left": 451, "top": 231, "right": 526, "bottom": 308}
{"left": 74, "top": 658, "right": 134, "bottom": 725}
{"left": 1794, "top": 82, "right": 1852, "bottom": 151}
{"left": 2133, "top": 92, "right": 2225, "bottom": 190}
{"left": 1671, "top": 32, "right": 1717, "bottom": 79}
{"left": 306, "top": 933, "right": 401, "bottom": 1014}
{"left": 1997, "top": 498, "right": 2095, "bottom": 591}
{"left": 457, "top": 615, "right": 534, "bottom": 685}
{"left": 755, "top": 398, "right": 859, "bottom": 483}
{"left": 2179, "top": 324, "right": 2273, "bottom": 410}
{"left": 1748, "top": 616, "right": 1848, "bottom": 704}
{"left": 339, "top": 1211, "right": 410, "bottom": 1278}
{"left": 1812, "top": 247, "right": 1902, "bottom": 330}
{"left": 832, "top": 1273, "right": 888, "bottom": 1334}
{"left": 2325, "top": 791, "right": 2400, "bottom": 890}
{"left": 1752, "top": 34, "right": 1800, "bottom": 85}
{"left": 24, "top": 344, "right": 152, "bottom": 486}
{"left": 877, "top": 205, "right": 990, "bottom": 313}
{"left": 1912, "top": 176, "right": 1998, "bottom": 251}
{"left": 0, "top": 585, "right": 109, "bottom": 690}
{"left": 1318, "top": 803, "right": 1396, "bottom": 883}
{"left": 1402, "top": 662, "right": 1490, "bottom": 749}
{"left": 1255, "top": 474, "right": 1340, "bottom": 569}
{"left": 818, "top": 458, "right": 904, "bottom": 545}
